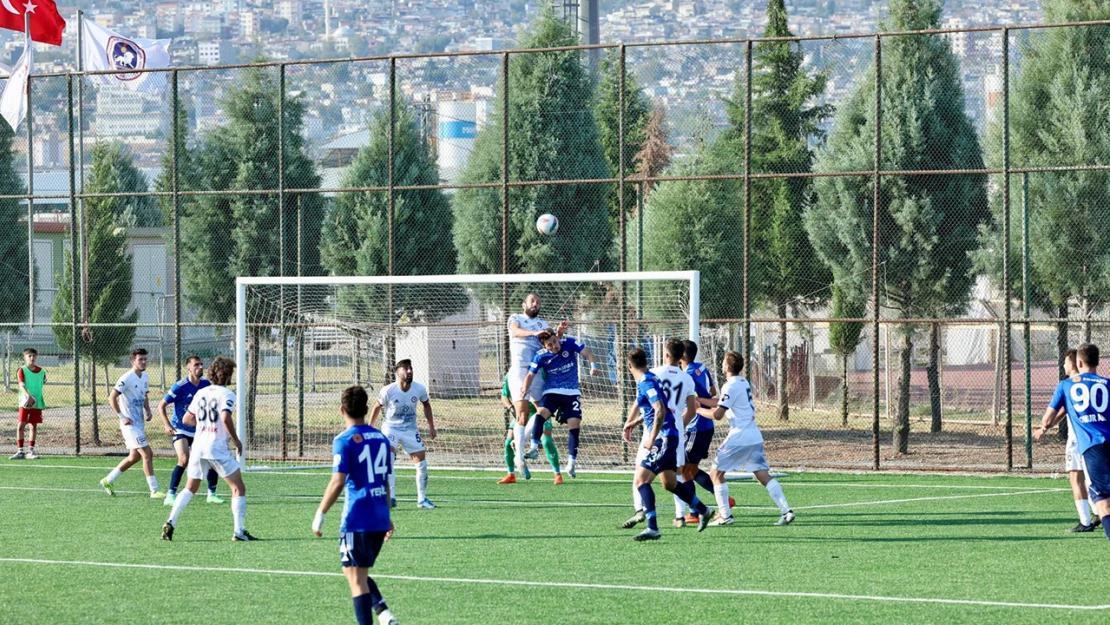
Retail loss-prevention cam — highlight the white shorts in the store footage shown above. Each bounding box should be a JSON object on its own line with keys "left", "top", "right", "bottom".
{"left": 509, "top": 367, "right": 545, "bottom": 403}
{"left": 188, "top": 452, "right": 241, "bottom": 480}
{"left": 633, "top": 432, "right": 653, "bottom": 465}
{"left": 1066, "top": 439, "right": 1087, "bottom": 473}
{"left": 383, "top": 426, "right": 425, "bottom": 455}
{"left": 120, "top": 421, "right": 149, "bottom": 450}
{"left": 712, "top": 432, "right": 769, "bottom": 473}
{"left": 674, "top": 426, "right": 687, "bottom": 467}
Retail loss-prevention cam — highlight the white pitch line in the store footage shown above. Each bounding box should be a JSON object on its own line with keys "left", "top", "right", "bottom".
{"left": 0, "top": 558, "right": 1104, "bottom": 612}
{"left": 0, "top": 485, "right": 1061, "bottom": 511}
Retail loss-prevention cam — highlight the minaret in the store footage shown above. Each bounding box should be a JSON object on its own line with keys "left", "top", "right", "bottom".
{"left": 324, "top": 0, "right": 331, "bottom": 38}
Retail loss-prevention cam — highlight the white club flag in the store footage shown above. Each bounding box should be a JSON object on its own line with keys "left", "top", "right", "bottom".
{"left": 81, "top": 18, "right": 171, "bottom": 93}
{"left": 0, "top": 45, "right": 31, "bottom": 131}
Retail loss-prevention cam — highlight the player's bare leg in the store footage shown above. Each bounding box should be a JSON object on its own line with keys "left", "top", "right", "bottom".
{"left": 345, "top": 566, "right": 397, "bottom": 625}
{"left": 752, "top": 469, "right": 794, "bottom": 525}
{"left": 137, "top": 445, "right": 164, "bottom": 497}
{"left": 163, "top": 477, "right": 201, "bottom": 539}
{"left": 10, "top": 421, "right": 27, "bottom": 459}
{"left": 411, "top": 450, "right": 434, "bottom": 508}
{"left": 100, "top": 449, "right": 143, "bottom": 496}
{"left": 26, "top": 422, "right": 37, "bottom": 458}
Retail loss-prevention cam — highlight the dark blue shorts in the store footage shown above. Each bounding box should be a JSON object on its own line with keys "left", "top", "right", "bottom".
{"left": 540, "top": 393, "right": 582, "bottom": 424}
{"left": 684, "top": 427, "right": 714, "bottom": 466}
{"left": 1083, "top": 442, "right": 1110, "bottom": 505}
{"left": 641, "top": 433, "right": 679, "bottom": 475}
{"left": 339, "top": 530, "right": 388, "bottom": 568}
{"left": 172, "top": 433, "right": 194, "bottom": 444}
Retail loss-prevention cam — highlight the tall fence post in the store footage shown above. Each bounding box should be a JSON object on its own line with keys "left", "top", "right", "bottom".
{"left": 871, "top": 35, "right": 882, "bottom": 471}
{"left": 68, "top": 74, "right": 80, "bottom": 454}
{"left": 278, "top": 62, "right": 288, "bottom": 461}
{"left": 26, "top": 63, "right": 34, "bottom": 326}
{"left": 297, "top": 193, "right": 305, "bottom": 457}
{"left": 500, "top": 52, "right": 510, "bottom": 374}
{"left": 1023, "top": 172, "right": 1032, "bottom": 469}
{"left": 171, "top": 70, "right": 182, "bottom": 380}
{"left": 387, "top": 57, "right": 397, "bottom": 384}
{"left": 742, "top": 40, "right": 753, "bottom": 370}
{"left": 1002, "top": 28, "right": 1013, "bottom": 471}
{"left": 617, "top": 44, "right": 629, "bottom": 464}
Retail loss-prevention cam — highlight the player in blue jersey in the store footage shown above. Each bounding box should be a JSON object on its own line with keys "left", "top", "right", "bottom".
{"left": 620, "top": 348, "right": 713, "bottom": 540}
{"left": 520, "top": 329, "right": 599, "bottom": 478}
{"left": 313, "top": 386, "right": 399, "bottom": 625}
{"left": 676, "top": 339, "right": 729, "bottom": 523}
{"left": 1036, "top": 343, "right": 1110, "bottom": 542}
{"left": 157, "top": 355, "right": 223, "bottom": 506}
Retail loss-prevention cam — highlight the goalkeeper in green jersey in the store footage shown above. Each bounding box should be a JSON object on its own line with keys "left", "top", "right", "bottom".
{"left": 498, "top": 371, "right": 562, "bottom": 484}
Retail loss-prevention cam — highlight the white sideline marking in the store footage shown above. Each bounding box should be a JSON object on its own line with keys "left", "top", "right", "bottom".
{"left": 0, "top": 557, "right": 1104, "bottom": 611}
{"left": 0, "top": 484, "right": 1061, "bottom": 511}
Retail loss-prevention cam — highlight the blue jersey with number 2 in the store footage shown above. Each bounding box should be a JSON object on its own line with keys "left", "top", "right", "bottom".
{"left": 529, "top": 336, "right": 585, "bottom": 396}
{"left": 333, "top": 424, "right": 393, "bottom": 532}
{"left": 1049, "top": 373, "right": 1110, "bottom": 455}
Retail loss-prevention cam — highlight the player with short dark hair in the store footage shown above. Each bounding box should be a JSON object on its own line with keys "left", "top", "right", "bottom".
{"left": 520, "top": 329, "right": 599, "bottom": 478}
{"left": 676, "top": 339, "right": 729, "bottom": 524}
{"left": 313, "top": 386, "right": 399, "bottom": 625}
{"left": 371, "top": 359, "right": 437, "bottom": 508}
{"left": 621, "top": 348, "right": 713, "bottom": 540}
{"left": 11, "top": 348, "right": 45, "bottom": 460}
{"left": 1037, "top": 343, "right": 1110, "bottom": 542}
{"left": 158, "top": 355, "right": 224, "bottom": 506}
{"left": 101, "top": 348, "right": 165, "bottom": 498}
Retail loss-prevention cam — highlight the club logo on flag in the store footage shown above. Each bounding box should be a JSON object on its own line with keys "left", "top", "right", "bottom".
{"left": 106, "top": 36, "right": 145, "bottom": 81}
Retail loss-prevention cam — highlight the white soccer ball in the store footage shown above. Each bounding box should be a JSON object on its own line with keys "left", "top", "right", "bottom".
{"left": 536, "top": 213, "right": 559, "bottom": 235}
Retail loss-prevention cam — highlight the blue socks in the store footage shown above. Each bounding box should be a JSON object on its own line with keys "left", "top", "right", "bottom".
{"left": 207, "top": 468, "right": 219, "bottom": 494}
{"left": 694, "top": 470, "right": 714, "bottom": 494}
{"left": 531, "top": 415, "right": 545, "bottom": 448}
{"left": 638, "top": 483, "right": 658, "bottom": 531}
{"left": 568, "top": 428, "right": 580, "bottom": 459}
{"left": 353, "top": 583, "right": 388, "bottom": 625}
{"left": 1104, "top": 516, "right": 1110, "bottom": 542}
{"left": 673, "top": 480, "right": 709, "bottom": 516}
{"left": 168, "top": 465, "right": 185, "bottom": 495}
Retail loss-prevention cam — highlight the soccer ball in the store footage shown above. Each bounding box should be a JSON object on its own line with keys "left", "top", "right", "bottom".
{"left": 22, "top": 395, "right": 35, "bottom": 409}
{"left": 536, "top": 213, "right": 559, "bottom": 235}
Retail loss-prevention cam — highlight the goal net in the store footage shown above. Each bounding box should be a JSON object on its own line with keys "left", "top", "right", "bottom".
{"left": 235, "top": 271, "right": 700, "bottom": 471}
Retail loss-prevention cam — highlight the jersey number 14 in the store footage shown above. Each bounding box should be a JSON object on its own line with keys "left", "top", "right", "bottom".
{"left": 358, "top": 443, "right": 390, "bottom": 485}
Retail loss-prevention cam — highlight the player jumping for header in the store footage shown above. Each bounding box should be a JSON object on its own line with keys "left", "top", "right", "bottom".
{"left": 507, "top": 293, "right": 567, "bottom": 479}
{"left": 520, "top": 329, "right": 599, "bottom": 478}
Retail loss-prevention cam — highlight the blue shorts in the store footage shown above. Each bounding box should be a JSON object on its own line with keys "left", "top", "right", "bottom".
{"left": 540, "top": 393, "right": 582, "bottom": 424}
{"left": 172, "top": 433, "right": 194, "bottom": 444}
{"left": 641, "top": 433, "right": 679, "bottom": 475}
{"left": 339, "top": 530, "right": 388, "bottom": 568}
{"left": 684, "top": 428, "right": 714, "bottom": 466}
{"left": 1082, "top": 443, "right": 1110, "bottom": 505}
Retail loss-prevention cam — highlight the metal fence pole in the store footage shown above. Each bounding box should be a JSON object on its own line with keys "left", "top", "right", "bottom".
{"left": 742, "top": 40, "right": 752, "bottom": 369}
{"left": 171, "top": 70, "right": 182, "bottom": 379}
{"left": 297, "top": 193, "right": 305, "bottom": 457}
{"left": 871, "top": 35, "right": 882, "bottom": 471}
{"left": 387, "top": 57, "right": 397, "bottom": 384}
{"left": 1002, "top": 28, "right": 1013, "bottom": 471}
{"left": 68, "top": 74, "right": 80, "bottom": 454}
{"left": 1023, "top": 172, "right": 1032, "bottom": 469}
{"left": 26, "top": 66, "right": 34, "bottom": 326}
{"left": 278, "top": 63, "right": 288, "bottom": 461}
{"left": 618, "top": 44, "right": 629, "bottom": 464}
{"left": 500, "top": 52, "right": 510, "bottom": 373}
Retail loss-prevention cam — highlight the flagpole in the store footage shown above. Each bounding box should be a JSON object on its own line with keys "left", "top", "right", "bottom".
{"left": 76, "top": 10, "right": 86, "bottom": 327}
{"left": 24, "top": 10, "right": 34, "bottom": 327}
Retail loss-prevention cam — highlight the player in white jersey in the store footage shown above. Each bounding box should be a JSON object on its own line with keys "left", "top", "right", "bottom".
{"left": 162, "top": 356, "right": 257, "bottom": 542}
{"left": 1047, "top": 348, "right": 1100, "bottom": 532}
{"left": 99, "top": 348, "right": 165, "bottom": 499}
{"left": 506, "top": 293, "right": 566, "bottom": 478}
{"left": 371, "top": 359, "right": 438, "bottom": 509}
{"left": 648, "top": 339, "right": 699, "bottom": 528}
{"left": 698, "top": 351, "right": 794, "bottom": 527}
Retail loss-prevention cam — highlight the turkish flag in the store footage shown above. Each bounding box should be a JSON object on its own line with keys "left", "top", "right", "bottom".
{"left": 0, "top": 0, "right": 66, "bottom": 46}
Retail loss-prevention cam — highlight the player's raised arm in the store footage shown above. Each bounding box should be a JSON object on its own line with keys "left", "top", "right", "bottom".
{"left": 509, "top": 318, "right": 542, "bottom": 339}
{"left": 580, "top": 344, "right": 600, "bottom": 376}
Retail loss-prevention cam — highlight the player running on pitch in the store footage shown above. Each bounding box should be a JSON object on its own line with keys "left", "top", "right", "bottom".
{"left": 158, "top": 355, "right": 224, "bottom": 506}
{"left": 162, "top": 356, "right": 257, "bottom": 541}
{"left": 1036, "top": 343, "right": 1110, "bottom": 542}
{"left": 371, "top": 359, "right": 437, "bottom": 509}
{"left": 507, "top": 293, "right": 567, "bottom": 479}
{"left": 698, "top": 351, "right": 794, "bottom": 527}
{"left": 521, "top": 329, "right": 599, "bottom": 477}
{"left": 313, "top": 386, "right": 400, "bottom": 625}
{"left": 622, "top": 348, "right": 713, "bottom": 540}
{"left": 498, "top": 370, "right": 562, "bottom": 484}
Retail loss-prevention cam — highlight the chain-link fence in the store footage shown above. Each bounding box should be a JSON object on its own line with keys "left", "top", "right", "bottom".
{"left": 5, "top": 17, "right": 1110, "bottom": 471}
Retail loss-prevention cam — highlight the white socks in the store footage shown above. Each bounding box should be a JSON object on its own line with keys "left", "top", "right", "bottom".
{"left": 714, "top": 482, "right": 732, "bottom": 518}
{"left": 105, "top": 468, "right": 122, "bottom": 484}
{"left": 388, "top": 462, "right": 397, "bottom": 499}
{"left": 416, "top": 460, "right": 428, "bottom": 501}
{"left": 146, "top": 475, "right": 160, "bottom": 493}
{"left": 1076, "top": 499, "right": 1093, "bottom": 526}
{"left": 167, "top": 489, "right": 194, "bottom": 526}
{"left": 765, "top": 479, "right": 790, "bottom": 514}
{"left": 514, "top": 424, "right": 527, "bottom": 470}
{"left": 232, "top": 496, "right": 246, "bottom": 535}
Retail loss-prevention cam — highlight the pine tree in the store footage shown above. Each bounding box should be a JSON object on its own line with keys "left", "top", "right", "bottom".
{"left": 829, "top": 286, "right": 866, "bottom": 426}
{"left": 807, "top": 0, "right": 989, "bottom": 453}
{"left": 320, "top": 98, "right": 467, "bottom": 320}
{"left": 453, "top": 9, "right": 613, "bottom": 304}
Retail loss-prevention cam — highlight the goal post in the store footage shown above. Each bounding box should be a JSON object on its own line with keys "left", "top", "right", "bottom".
{"left": 235, "top": 270, "right": 699, "bottom": 470}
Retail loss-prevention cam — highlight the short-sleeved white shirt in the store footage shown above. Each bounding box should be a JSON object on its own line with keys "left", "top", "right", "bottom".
{"left": 718, "top": 375, "right": 763, "bottom": 446}
{"left": 186, "top": 385, "right": 237, "bottom": 459}
{"left": 113, "top": 370, "right": 149, "bottom": 422}
{"left": 649, "top": 364, "right": 697, "bottom": 424}
{"left": 508, "top": 313, "right": 549, "bottom": 371}
{"left": 377, "top": 381, "right": 430, "bottom": 430}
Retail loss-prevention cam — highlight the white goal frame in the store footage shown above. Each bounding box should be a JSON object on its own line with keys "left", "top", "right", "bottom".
{"left": 235, "top": 270, "right": 699, "bottom": 466}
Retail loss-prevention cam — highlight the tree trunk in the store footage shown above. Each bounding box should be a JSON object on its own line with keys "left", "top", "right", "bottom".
{"left": 91, "top": 359, "right": 100, "bottom": 446}
{"left": 247, "top": 327, "right": 261, "bottom": 448}
{"left": 893, "top": 329, "right": 913, "bottom": 454}
{"left": 1057, "top": 301, "right": 1069, "bottom": 443}
{"left": 927, "top": 322, "right": 942, "bottom": 433}
{"left": 840, "top": 352, "right": 849, "bottom": 427}
{"left": 777, "top": 305, "right": 789, "bottom": 422}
